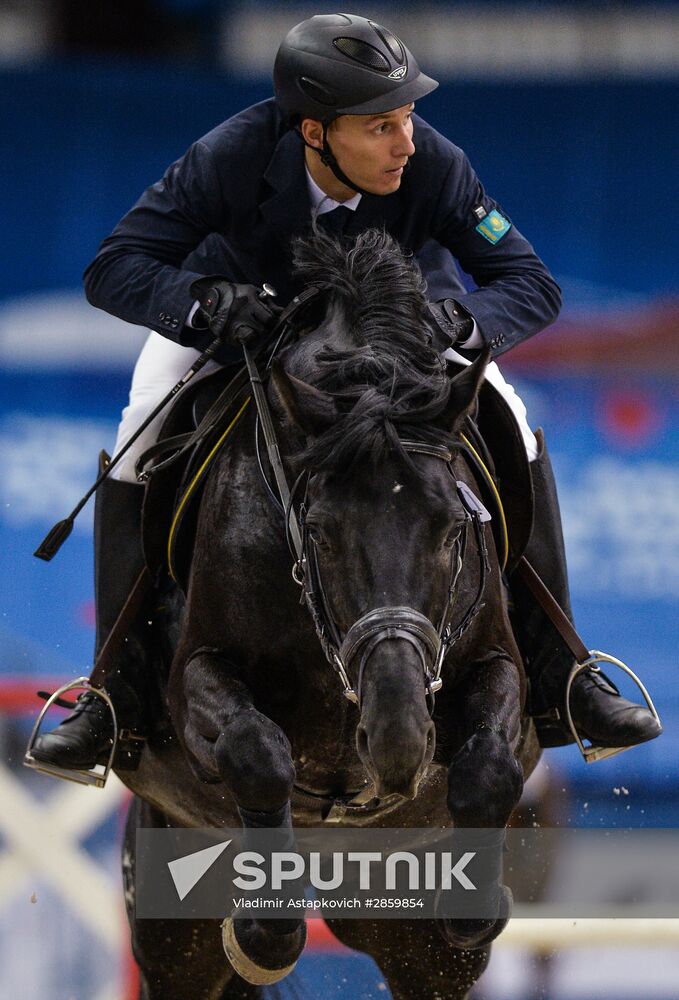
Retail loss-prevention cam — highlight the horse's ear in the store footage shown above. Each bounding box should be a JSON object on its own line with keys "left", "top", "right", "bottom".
{"left": 441, "top": 347, "right": 491, "bottom": 432}
{"left": 270, "top": 361, "right": 339, "bottom": 437}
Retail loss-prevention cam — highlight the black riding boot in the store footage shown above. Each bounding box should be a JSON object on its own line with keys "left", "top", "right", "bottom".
{"left": 512, "top": 430, "right": 662, "bottom": 750}
{"left": 31, "top": 477, "right": 147, "bottom": 770}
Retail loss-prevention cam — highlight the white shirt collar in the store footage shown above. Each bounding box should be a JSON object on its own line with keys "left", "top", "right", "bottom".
{"left": 305, "top": 165, "right": 362, "bottom": 217}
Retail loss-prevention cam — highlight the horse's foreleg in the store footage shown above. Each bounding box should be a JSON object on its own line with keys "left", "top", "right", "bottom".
{"left": 124, "top": 798, "right": 240, "bottom": 1000}
{"left": 182, "top": 651, "right": 295, "bottom": 812}
{"left": 182, "top": 651, "right": 306, "bottom": 986}
{"left": 441, "top": 654, "right": 524, "bottom": 950}
{"left": 446, "top": 654, "right": 524, "bottom": 825}
{"left": 327, "top": 917, "right": 491, "bottom": 1000}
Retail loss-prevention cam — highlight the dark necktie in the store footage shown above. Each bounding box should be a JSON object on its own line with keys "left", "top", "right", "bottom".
{"left": 318, "top": 205, "right": 353, "bottom": 235}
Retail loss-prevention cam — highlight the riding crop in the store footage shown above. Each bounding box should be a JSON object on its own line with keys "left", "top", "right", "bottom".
{"left": 33, "top": 332, "right": 225, "bottom": 561}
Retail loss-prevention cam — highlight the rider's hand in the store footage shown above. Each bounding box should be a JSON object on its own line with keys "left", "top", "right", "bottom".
{"left": 428, "top": 299, "right": 474, "bottom": 350}
{"left": 190, "top": 278, "right": 280, "bottom": 347}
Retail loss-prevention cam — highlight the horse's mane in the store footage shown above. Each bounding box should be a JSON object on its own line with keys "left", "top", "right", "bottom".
{"left": 291, "top": 227, "right": 453, "bottom": 474}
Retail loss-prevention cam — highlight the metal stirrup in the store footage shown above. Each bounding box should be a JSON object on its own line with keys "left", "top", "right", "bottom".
{"left": 564, "top": 652, "right": 662, "bottom": 764}
{"left": 24, "top": 678, "right": 119, "bottom": 788}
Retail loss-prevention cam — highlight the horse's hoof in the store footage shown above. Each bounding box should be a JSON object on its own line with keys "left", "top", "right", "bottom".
{"left": 221, "top": 916, "right": 306, "bottom": 985}
{"left": 438, "top": 885, "right": 512, "bottom": 951}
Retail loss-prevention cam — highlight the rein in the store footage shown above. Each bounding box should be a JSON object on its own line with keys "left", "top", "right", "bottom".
{"left": 245, "top": 348, "right": 492, "bottom": 713}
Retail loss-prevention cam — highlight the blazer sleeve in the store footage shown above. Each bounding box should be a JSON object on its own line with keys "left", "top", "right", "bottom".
{"left": 83, "top": 139, "right": 229, "bottom": 345}
{"left": 432, "top": 152, "right": 562, "bottom": 357}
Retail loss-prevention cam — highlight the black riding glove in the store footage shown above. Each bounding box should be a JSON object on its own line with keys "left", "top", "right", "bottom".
{"left": 428, "top": 299, "right": 474, "bottom": 351}
{"left": 189, "top": 278, "right": 280, "bottom": 347}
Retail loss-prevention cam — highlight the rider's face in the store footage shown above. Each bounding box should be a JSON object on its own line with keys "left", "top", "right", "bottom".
{"left": 302, "top": 104, "right": 416, "bottom": 199}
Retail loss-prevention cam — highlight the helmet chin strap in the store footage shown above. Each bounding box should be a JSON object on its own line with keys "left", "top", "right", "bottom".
{"left": 317, "top": 122, "right": 369, "bottom": 197}
{"left": 301, "top": 122, "right": 411, "bottom": 200}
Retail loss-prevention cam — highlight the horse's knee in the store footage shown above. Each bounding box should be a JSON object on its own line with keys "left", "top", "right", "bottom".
{"left": 447, "top": 730, "right": 523, "bottom": 828}
{"left": 214, "top": 710, "right": 295, "bottom": 812}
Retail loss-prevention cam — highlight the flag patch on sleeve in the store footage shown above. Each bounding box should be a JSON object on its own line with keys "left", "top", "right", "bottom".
{"left": 475, "top": 209, "right": 511, "bottom": 244}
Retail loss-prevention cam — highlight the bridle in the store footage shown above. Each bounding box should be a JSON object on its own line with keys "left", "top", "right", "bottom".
{"left": 291, "top": 441, "right": 490, "bottom": 712}
{"left": 245, "top": 342, "right": 492, "bottom": 716}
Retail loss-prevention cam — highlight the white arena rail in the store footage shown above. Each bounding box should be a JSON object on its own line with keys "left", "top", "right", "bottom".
{"left": 501, "top": 916, "right": 679, "bottom": 951}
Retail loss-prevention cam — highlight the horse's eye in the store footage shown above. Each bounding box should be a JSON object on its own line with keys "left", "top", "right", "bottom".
{"left": 443, "top": 528, "right": 461, "bottom": 549}
{"left": 308, "top": 524, "right": 328, "bottom": 548}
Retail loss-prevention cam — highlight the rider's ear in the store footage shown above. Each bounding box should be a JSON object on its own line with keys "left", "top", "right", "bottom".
{"left": 441, "top": 347, "right": 490, "bottom": 433}
{"left": 270, "top": 362, "right": 339, "bottom": 437}
{"left": 300, "top": 118, "right": 324, "bottom": 150}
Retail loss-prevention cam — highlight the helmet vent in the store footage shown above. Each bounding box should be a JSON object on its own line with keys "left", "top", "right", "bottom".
{"left": 298, "top": 76, "right": 337, "bottom": 107}
{"left": 321, "top": 14, "right": 352, "bottom": 26}
{"left": 333, "top": 37, "right": 391, "bottom": 72}
{"left": 369, "top": 22, "right": 405, "bottom": 64}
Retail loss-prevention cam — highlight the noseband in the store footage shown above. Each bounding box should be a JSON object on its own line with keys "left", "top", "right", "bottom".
{"left": 244, "top": 347, "right": 491, "bottom": 714}
{"left": 341, "top": 607, "right": 444, "bottom": 710}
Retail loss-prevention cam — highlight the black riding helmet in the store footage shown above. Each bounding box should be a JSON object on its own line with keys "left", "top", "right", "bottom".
{"left": 274, "top": 13, "right": 439, "bottom": 195}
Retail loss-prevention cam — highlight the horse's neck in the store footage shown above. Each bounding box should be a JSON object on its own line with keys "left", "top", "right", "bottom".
{"left": 283, "top": 303, "right": 353, "bottom": 378}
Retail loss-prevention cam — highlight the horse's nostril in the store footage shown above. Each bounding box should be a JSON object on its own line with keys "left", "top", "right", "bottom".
{"left": 356, "top": 725, "right": 370, "bottom": 759}
{"left": 426, "top": 722, "right": 435, "bottom": 750}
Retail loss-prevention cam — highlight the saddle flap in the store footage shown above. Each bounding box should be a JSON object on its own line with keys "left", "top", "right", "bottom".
{"left": 469, "top": 376, "right": 534, "bottom": 571}
{"left": 142, "top": 365, "right": 248, "bottom": 585}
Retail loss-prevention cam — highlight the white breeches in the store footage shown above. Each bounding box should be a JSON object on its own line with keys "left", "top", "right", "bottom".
{"left": 110, "top": 331, "right": 221, "bottom": 482}
{"left": 110, "top": 331, "right": 538, "bottom": 483}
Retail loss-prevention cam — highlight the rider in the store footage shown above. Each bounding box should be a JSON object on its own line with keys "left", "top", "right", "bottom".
{"left": 31, "top": 13, "right": 660, "bottom": 772}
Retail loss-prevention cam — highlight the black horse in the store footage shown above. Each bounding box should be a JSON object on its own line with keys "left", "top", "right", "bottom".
{"left": 120, "top": 228, "right": 540, "bottom": 999}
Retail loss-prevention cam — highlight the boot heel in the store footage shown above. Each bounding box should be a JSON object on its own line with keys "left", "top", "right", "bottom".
{"left": 532, "top": 713, "right": 575, "bottom": 748}
{"left": 114, "top": 730, "right": 146, "bottom": 771}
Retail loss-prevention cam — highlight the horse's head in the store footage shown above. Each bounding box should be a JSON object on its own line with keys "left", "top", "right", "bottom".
{"left": 269, "top": 227, "right": 490, "bottom": 800}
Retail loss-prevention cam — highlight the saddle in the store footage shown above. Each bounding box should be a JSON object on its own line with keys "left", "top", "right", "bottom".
{"left": 140, "top": 358, "right": 534, "bottom": 591}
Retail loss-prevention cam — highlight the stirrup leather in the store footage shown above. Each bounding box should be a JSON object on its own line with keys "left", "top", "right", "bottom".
{"left": 563, "top": 652, "right": 661, "bottom": 764}
{"left": 24, "top": 677, "right": 136, "bottom": 788}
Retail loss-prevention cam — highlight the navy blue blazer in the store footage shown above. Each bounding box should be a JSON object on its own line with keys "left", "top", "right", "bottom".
{"left": 84, "top": 98, "right": 561, "bottom": 357}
